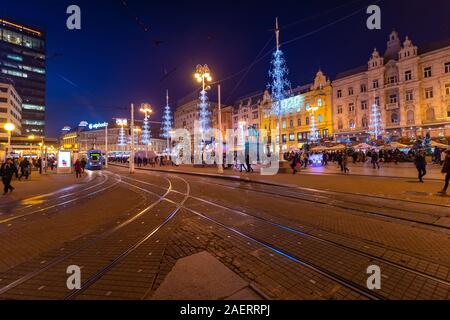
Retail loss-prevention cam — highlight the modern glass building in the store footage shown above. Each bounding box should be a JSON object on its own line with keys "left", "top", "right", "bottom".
{"left": 0, "top": 18, "right": 46, "bottom": 136}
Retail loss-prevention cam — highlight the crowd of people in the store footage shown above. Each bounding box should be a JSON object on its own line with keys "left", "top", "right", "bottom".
{"left": 0, "top": 156, "right": 50, "bottom": 196}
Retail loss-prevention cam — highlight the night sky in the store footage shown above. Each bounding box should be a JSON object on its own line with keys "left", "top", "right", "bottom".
{"left": 1, "top": 0, "right": 449, "bottom": 137}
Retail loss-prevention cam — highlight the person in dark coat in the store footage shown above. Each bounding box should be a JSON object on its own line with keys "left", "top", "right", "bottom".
{"left": 1, "top": 159, "right": 18, "bottom": 195}
{"left": 438, "top": 150, "right": 450, "bottom": 194}
{"left": 414, "top": 150, "right": 427, "bottom": 183}
{"left": 74, "top": 159, "right": 82, "bottom": 178}
{"left": 19, "top": 157, "right": 31, "bottom": 180}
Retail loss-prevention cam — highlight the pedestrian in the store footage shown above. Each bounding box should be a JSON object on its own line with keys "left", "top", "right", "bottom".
{"left": 1, "top": 158, "right": 18, "bottom": 195}
{"left": 438, "top": 150, "right": 450, "bottom": 195}
{"left": 19, "top": 157, "right": 31, "bottom": 180}
{"left": 343, "top": 150, "right": 350, "bottom": 174}
{"left": 37, "top": 157, "right": 42, "bottom": 174}
{"left": 371, "top": 150, "right": 380, "bottom": 169}
{"left": 74, "top": 159, "right": 82, "bottom": 178}
{"left": 81, "top": 158, "right": 87, "bottom": 173}
{"left": 414, "top": 150, "right": 427, "bottom": 183}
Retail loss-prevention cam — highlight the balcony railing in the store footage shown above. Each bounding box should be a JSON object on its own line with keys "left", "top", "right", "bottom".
{"left": 385, "top": 102, "right": 399, "bottom": 110}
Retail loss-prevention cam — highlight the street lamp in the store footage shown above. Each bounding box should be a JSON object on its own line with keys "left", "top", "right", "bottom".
{"left": 4, "top": 123, "right": 15, "bottom": 158}
{"left": 194, "top": 64, "right": 212, "bottom": 91}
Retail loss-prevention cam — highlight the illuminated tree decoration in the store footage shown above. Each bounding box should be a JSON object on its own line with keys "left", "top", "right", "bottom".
{"left": 141, "top": 116, "right": 151, "bottom": 145}
{"left": 268, "top": 48, "right": 291, "bottom": 116}
{"left": 309, "top": 114, "right": 318, "bottom": 142}
{"left": 369, "top": 102, "right": 383, "bottom": 139}
{"left": 161, "top": 92, "right": 173, "bottom": 139}
{"left": 198, "top": 89, "right": 211, "bottom": 134}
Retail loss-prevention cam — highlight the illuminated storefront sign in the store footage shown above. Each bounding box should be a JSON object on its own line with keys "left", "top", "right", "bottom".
{"left": 88, "top": 122, "right": 108, "bottom": 130}
{"left": 116, "top": 119, "right": 128, "bottom": 126}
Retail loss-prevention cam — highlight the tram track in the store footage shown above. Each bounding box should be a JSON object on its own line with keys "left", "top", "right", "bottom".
{"left": 115, "top": 172, "right": 450, "bottom": 300}
{"left": 0, "top": 172, "right": 118, "bottom": 226}
{"left": 0, "top": 174, "right": 188, "bottom": 299}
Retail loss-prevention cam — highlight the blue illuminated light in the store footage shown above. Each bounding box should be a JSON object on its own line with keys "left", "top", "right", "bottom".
{"left": 268, "top": 49, "right": 291, "bottom": 116}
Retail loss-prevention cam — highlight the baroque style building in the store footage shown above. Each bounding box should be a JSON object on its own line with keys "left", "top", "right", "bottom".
{"left": 332, "top": 31, "right": 450, "bottom": 141}
{"left": 261, "top": 70, "right": 333, "bottom": 151}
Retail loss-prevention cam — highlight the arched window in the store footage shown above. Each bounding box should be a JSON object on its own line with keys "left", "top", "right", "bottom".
{"left": 306, "top": 117, "right": 310, "bottom": 125}
{"left": 391, "top": 112, "right": 399, "bottom": 124}
{"left": 426, "top": 108, "right": 435, "bottom": 121}
{"left": 361, "top": 117, "right": 368, "bottom": 128}
{"left": 318, "top": 114, "right": 323, "bottom": 123}
{"left": 349, "top": 119, "right": 355, "bottom": 129}
{"left": 317, "top": 99, "right": 322, "bottom": 107}
{"left": 407, "top": 110, "right": 414, "bottom": 124}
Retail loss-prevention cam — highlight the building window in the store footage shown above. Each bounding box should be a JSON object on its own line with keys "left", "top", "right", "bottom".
{"left": 426, "top": 108, "right": 435, "bottom": 121}
{"left": 297, "top": 132, "right": 302, "bottom": 142}
{"left": 318, "top": 114, "right": 323, "bottom": 123}
{"left": 391, "top": 112, "right": 399, "bottom": 124}
{"left": 323, "top": 129, "right": 329, "bottom": 138}
{"left": 317, "top": 98, "right": 322, "bottom": 107}
{"left": 405, "top": 70, "right": 412, "bottom": 81}
{"left": 349, "top": 119, "right": 355, "bottom": 129}
{"left": 289, "top": 133, "right": 295, "bottom": 141}
{"left": 348, "top": 87, "right": 354, "bottom": 95}
{"left": 297, "top": 118, "right": 301, "bottom": 126}
{"left": 306, "top": 117, "right": 310, "bottom": 125}
{"left": 387, "top": 76, "right": 397, "bottom": 84}
{"left": 289, "top": 119, "right": 294, "bottom": 128}
{"left": 406, "top": 90, "right": 413, "bottom": 101}
{"left": 373, "top": 80, "right": 379, "bottom": 89}
{"left": 389, "top": 94, "right": 398, "bottom": 104}
{"left": 337, "top": 105, "right": 343, "bottom": 114}
{"left": 361, "top": 101, "right": 368, "bottom": 110}
{"left": 282, "top": 121, "right": 286, "bottom": 129}
{"left": 446, "top": 84, "right": 450, "bottom": 96}
{"left": 338, "top": 120, "right": 343, "bottom": 130}
{"left": 424, "top": 66, "right": 432, "bottom": 78}
{"left": 282, "top": 134, "right": 287, "bottom": 143}
{"left": 362, "top": 117, "right": 368, "bottom": 128}
{"left": 445, "top": 62, "right": 450, "bottom": 73}
{"left": 349, "top": 103, "right": 355, "bottom": 112}
{"left": 425, "top": 87, "right": 433, "bottom": 99}
{"left": 252, "top": 111, "right": 258, "bottom": 119}
{"left": 407, "top": 110, "right": 414, "bottom": 124}
{"left": 337, "top": 90, "right": 342, "bottom": 98}
{"left": 360, "top": 84, "right": 367, "bottom": 93}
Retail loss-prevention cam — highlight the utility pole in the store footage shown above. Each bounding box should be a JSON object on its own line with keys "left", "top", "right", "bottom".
{"left": 130, "top": 103, "right": 135, "bottom": 174}
{"left": 217, "top": 84, "right": 224, "bottom": 174}
{"left": 104, "top": 124, "right": 108, "bottom": 168}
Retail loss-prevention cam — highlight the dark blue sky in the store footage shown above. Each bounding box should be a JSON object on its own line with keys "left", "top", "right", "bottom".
{"left": 1, "top": 0, "right": 449, "bottom": 137}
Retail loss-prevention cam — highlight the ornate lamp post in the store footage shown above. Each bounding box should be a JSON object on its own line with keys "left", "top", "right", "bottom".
{"left": 4, "top": 123, "right": 15, "bottom": 158}
{"left": 194, "top": 64, "right": 212, "bottom": 135}
{"left": 140, "top": 103, "right": 153, "bottom": 159}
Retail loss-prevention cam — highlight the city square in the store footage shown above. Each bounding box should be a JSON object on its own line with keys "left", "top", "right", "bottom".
{"left": 0, "top": 0, "right": 449, "bottom": 311}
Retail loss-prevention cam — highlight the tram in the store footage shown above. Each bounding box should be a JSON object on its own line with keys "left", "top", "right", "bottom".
{"left": 86, "top": 150, "right": 103, "bottom": 170}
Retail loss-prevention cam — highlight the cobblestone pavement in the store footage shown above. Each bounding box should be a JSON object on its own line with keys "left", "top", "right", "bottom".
{"left": 0, "top": 166, "right": 449, "bottom": 300}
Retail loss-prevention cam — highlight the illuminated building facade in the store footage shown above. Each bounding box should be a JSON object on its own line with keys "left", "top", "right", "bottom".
{"left": 261, "top": 70, "right": 333, "bottom": 150}
{"left": 0, "top": 18, "right": 46, "bottom": 136}
{"left": 332, "top": 31, "right": 450, "bottom": 141}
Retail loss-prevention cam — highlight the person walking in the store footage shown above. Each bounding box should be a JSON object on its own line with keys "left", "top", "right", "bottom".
{"left": 1, "top": 159, "right": 18, "bottom": 195}
{"left": 414, "top": 150, "right": 427, "bottom": 183}
{"left": 74, "top": 159, "right": 82, "bottom": 178}
{"left": 80, "top": 158, "right": 87, "bottom": 173}
{"left": 438, "top": 150, "right": 450, "bottom": 195}
{"left": 371, "top": 150, "right": 380, "bottom": 169}
{"left": 343, "top": 150, "right": 350, "bottom": 174}
{"left": 19, "top": 157, "right": 31, "bottom": 180}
